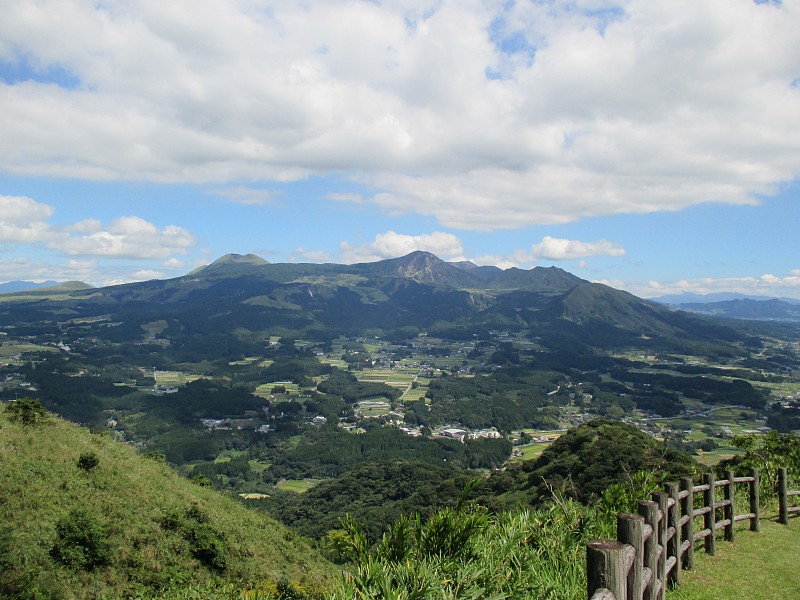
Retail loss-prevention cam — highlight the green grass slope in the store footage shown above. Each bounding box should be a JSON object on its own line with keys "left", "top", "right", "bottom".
{"left": 671, "top": 517, "right": 800, "bottom": 600}
{"left": 0, "top": 403, "right": 336, "bottom": 599}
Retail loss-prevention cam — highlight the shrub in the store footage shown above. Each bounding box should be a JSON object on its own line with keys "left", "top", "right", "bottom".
{"left": 191, "top": 473, "right": 214, "bottom": 487}
{"left": 77, "top": 452, "right": 100, "bottom": 471}
{"left": 161, "top": 505, "right": 227, "bottom": 571}
{"left": 5, "top": 398, "right": 47, "bottom": 425}
{"left": 51, "top": 509, "right": 110, "bottom": 571}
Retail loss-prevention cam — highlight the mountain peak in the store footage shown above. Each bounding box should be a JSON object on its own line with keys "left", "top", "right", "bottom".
{"left": 210, "top": 253, "right": 269, "bottom": 267}
{"left": 357, "top": 251, "right": 478, "bottom": 286}
{"left": 188, "top": 253, "right": 269, "bottom": 276}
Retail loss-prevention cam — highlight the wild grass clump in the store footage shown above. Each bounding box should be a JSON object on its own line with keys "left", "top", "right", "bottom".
{"left": 330, "top": 499, "right": 610, "bottom": 600}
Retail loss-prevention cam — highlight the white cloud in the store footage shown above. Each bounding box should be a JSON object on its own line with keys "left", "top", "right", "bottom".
{"left": 0, "top": 195, "right": 54, "bottom": 243}
{"left": 467, "top": 237, "right": 624, "bottom": 270}
{"left": 0, "top": 256, "right": 96, "bottom": 285}
{"left": 0, "top": 195, "right": 196, "bottom": 260}
{"left": 163, "top": 257, "right": 185, "bottom": 268}
{"left": 0, "top": 1, "right": 797, "bottom": 228}
{"left": 472, "top": 255, "right": 520, "bottom": 270}
{"left": 627, "top": 271, "right": 800, "bottom": 300}
{"left": 53, "top": 216, "right": 195, "bottom": 259}
{"left": 340, "top": 231, "right": 464, "bottom": 264}
{"left": 531, "top": 236, "right": 625, "bottom": 260}
{"left": 131, "top": 269, "right": 164, "bottom": 281}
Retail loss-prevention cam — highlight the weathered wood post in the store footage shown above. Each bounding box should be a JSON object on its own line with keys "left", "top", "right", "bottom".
{"left": 639, "top": 500, "right": 659, "bottom": 600}
{"left": 618, "top": 513, "right": 644, "bottom": 600}
{"left": 749, "top": 468, "right": 760, "bottom": 532}
{"left": 724, "top": 470, "right": 735, "bottom": 542}
{"left": 587, "top": 541, "right": 627, "bottom": 600}
{"left": 680, "top": 476, "right": 694, "bottom": 570}
{"left": 665, "top": 482, "right": 681, "bottom": 587}
{"left": 652, "top": 491, "right": 668, "bottom": 600}
{"left": 702, "top": 472, "right": 716, "bottom": 556}
{"left": 779, "top": 467, "right": 789, "bottom": 525}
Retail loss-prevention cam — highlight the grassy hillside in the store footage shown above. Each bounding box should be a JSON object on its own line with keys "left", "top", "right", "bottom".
{"left": 0, "top": 402, "right": 337, "bottom": 599}
{"left": 672, "top": 517, "right": 800, "bottom": 600}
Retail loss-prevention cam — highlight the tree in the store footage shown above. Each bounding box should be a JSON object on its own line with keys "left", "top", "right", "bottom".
{"left": 5, "top": 398, "right": 47, "bottom": 425}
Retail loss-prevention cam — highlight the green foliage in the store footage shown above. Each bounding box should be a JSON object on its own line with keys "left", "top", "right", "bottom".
{"left": 264, "top": 461, "right": 477, "bottom": 541}
{"left": 51, "top": 509, "right": 111, "bottom": 571}
{"left": 77, "top": 451, "right": 100, "bottom": 471}
{"left": 523, "top": 420, "right": 697, "bottom": 503}
{"left": 330, "top": 500, "right": 610, "bottom": 600}
{"left": 192, "top": 473, "right": 214, "bottom": 487}
{"left": 724, "top": 430, "right": 800, "bottom": 491}
{"left": 0, "top": 409, "right": 336, "bottom": 599}
{"left": 317, "top": 369, "right": 401, "bottom": 403}
{"left": 266, "top": 427, "right": 510, "bottom": 483}
{"left": 161, "top": 505, "right": 228, "bottom": 571}
{"left": 5, "top": 397, "right": 47, "bottom": 425}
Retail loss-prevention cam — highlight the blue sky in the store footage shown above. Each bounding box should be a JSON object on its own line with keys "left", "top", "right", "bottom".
{"left": 1, "top": 0, "right": 799, "bottom": 299}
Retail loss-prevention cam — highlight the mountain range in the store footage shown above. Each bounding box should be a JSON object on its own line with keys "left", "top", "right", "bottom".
{"left": 653, "top": 292, "right": 800, "bottom": 322}
{"left": 0, "top": 251, "right": 768, "bottom": 355}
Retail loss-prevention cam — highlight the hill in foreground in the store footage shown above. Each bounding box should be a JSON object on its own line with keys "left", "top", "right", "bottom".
{"left": 0, "top": 401, "right": 336, "bottom": 599}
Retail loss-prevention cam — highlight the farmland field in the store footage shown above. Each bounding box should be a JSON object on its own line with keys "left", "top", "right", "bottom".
{"left": 153, "top": 370, "right": 202, "bottom": 385}
{"left": 274, "top": 478, "right": 323, "bottom": 493}
{"left": 254, "top": 381, "right": 301, "bottom": 398}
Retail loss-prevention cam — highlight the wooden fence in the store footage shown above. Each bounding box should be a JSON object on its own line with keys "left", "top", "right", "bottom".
{"left": 586, "top": 468, "right": 762, "bottom": 600}
{"left": 778, "top": 467, "right": 800, "bottom": 525}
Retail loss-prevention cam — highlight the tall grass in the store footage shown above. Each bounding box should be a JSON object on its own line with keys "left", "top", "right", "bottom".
{"left": 330, "top": 500, "right": 614, "bottom": 600}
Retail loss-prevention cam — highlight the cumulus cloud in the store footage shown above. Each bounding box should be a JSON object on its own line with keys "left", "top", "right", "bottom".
{"left": 0, "top": 195, "right": 196, "bottom": 260}
{"left": 0, "top": 196, "right": 54, "bottom": 243}
{"left": 531, "top": 236, "right": 626, "bottom": 260}
{"left": 340, "top": 231, "right": 464, "bottom": 264}
{"left": 0, "top": 1, "right": 797, "bottom": 228}
{"left": 54, "top": 216, "right": 196, "bottom": 259}
{"left": 467, "top": 237, "right": 624, "bottom": 270}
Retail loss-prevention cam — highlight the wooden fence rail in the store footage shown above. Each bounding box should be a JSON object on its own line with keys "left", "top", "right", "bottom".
{"left": 587, "top": 468, "right": 761, "bottom": 600}
{"left": 778, "top": 467, "right": 800, "bottom": 525}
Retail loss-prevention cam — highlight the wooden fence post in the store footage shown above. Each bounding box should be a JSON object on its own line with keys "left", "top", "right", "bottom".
{"left": 724, "top": 470, "right": 735, "bottom": 542}
{"left": 639, "top": 500, "right": 659, "bottom": 600}
{"left": 779, "top": 467, "right": 789, "bottom": 525}
{"left": 665, "top": 482, "right": 681, "bottom": 587}
{"left": 750, "top": 468, "right": 760, "bottom": 532}
{"left": 652, "top": 491, "right": 668, "bottom": 600}
{"left": 702, "top": 472, "right": 716, "bottom": 556}
{"left": 618, "top": 513, "right": 644, "bottom": 600}
{"left": 680, "top": 476, "right": 694, "bottom": 570}
{"left": 587, "top": 541, "right": 627, "bottom": 600}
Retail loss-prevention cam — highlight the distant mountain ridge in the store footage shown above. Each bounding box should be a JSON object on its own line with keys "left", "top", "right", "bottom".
{"left": 653, "top": 292, "right": 800, "bottom": 322}
{"left": 653, "top": 291, "right": 800, "bottom": 305}
{"left": 0, "top": 280, "right": 92, "bottom": 296}
{"left": 0, "top": 280, "right": 61, "bottom": 293}
{"left": 0, "top": 251, "right": 755, "bottom": 355}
